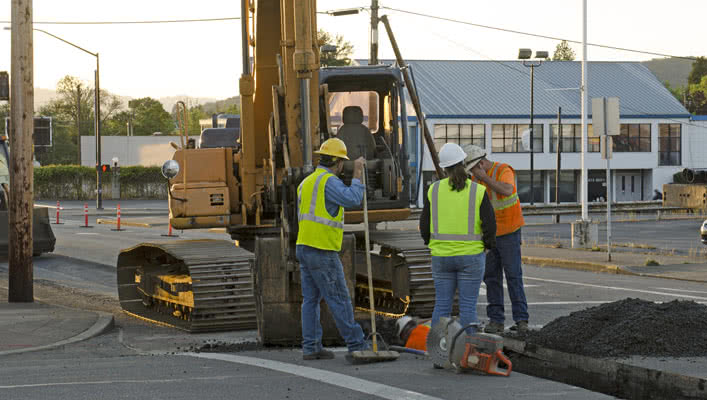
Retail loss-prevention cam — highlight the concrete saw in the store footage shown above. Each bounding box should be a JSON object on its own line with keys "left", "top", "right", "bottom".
{"left": 426, "top": 317, "right": 512, "bottom": 376}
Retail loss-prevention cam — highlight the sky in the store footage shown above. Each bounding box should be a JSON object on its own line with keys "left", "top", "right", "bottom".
{"left": 1, "top": 0, "right": 705, "bottom": 101}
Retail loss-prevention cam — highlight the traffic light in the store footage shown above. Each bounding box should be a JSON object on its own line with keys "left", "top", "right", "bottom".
{"left": 0, "top": 71, "right": 8, "bottom": 101}
{"left": 99, "top": 164, "right": 111, "bottom": 173}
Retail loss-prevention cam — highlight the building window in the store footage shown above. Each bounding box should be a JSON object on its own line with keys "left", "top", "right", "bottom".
{"left": 549, "top": 170, "right": 578, "bottom": 203}
{"left": 491, "top": 124, "right": 543, "bottom": 153}
{"left": 551, "top": 124, "right": 599, "bottom": 152}
{"left": 613, "top": 124, "right": 650, "bottom": 152}
{"left": 659, "top": 124, "right": 681, "bottom": 166}
{"left": 433, "top": 124, "right": 485, "bottom": 150}
{"left": 516, "top": 170, "right": 543, "bottom": 203}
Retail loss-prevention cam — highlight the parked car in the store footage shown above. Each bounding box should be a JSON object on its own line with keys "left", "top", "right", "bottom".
{"left": 701, "top": 220, "right": 707, "bottom": 244}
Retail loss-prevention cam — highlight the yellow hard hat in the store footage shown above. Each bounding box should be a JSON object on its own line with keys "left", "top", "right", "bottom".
{"left": 315, "top": 138, "right": 349, "bottom": 160}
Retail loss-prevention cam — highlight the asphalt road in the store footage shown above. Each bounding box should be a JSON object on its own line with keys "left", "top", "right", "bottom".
{"left": 3, "top": 202, "right": 707, "bottom": 399}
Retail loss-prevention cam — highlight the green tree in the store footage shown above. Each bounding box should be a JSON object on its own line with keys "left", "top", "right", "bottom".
{"left": 688, "top": 57, "right": 707, "bottom": 85}
{"left": 664, "top": 81, "right": 687, "bottom": 105}
{"left": 552, "top": 40, "right": 576, "bottom": 61}
{"left": 318, "top": 29, "right": 354, "bottom": 67}
{"left": 187, "top": 106, "right": 209, "bottom": 135}
{"left": 0, "top": 103, "right": 8, "bottom": 134}
{"left": 687, "top": 75, "right": 707, "bottom": 115}
{"left": 128, "top": 97, "right": 175, "bottom": 136}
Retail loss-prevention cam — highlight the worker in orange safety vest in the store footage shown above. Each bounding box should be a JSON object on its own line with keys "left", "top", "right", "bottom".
{"left": 462, "top": 144, "right": 529, "bottom": 335}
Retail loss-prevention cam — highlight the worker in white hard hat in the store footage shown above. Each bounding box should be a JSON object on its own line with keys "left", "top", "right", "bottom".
{"left": 461, "top": 144, "right": 529, "bottom": 335}
{"left": 297, "top": 138, "right": 370, "bottom": 360}
{"left": 419, "top": 143, "right": 496, "bottom": 343}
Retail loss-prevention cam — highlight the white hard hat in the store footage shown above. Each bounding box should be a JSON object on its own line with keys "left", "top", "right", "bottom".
{"left": 396, "top": 316, "right": 414, "bottom": 338}
{"left": 461, "top": 144, "right": 486, "bottom": 172}
{"left": 438, "top": 143, "right": 467, "bottom": 168}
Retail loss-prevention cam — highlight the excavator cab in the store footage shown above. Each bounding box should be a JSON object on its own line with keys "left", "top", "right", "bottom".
{"left": 319, "top": 65, "right": 411, "bottom": 222}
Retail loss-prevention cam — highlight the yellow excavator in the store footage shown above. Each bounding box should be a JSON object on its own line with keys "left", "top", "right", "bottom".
{"left": 117, "top": 0, "right": 440, "bottom": 344}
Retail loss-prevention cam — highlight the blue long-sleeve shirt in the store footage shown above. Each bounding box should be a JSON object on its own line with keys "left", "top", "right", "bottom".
{"left": 308, "top": 166, "right": 364, "bottom": 217}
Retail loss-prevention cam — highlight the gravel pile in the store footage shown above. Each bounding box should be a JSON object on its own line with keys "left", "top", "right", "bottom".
{"left": 527, "top": 298, "right": 707, "bottom": 357}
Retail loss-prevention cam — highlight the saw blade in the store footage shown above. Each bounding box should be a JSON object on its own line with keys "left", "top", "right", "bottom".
{"left": 426, "top": 319, "right": 451, "bottom": 367}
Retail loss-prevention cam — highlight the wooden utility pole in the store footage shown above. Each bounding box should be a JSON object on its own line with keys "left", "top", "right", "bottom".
{"left": 76, "top": 83, "right": 81, "bottom": 165}
{"left": 9, "top": 0, "right": 34, "bottom": 302}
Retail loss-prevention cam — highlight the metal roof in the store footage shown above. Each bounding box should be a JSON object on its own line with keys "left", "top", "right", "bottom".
{"left": 374, "top": 60, "right": 689, "bottom": 119}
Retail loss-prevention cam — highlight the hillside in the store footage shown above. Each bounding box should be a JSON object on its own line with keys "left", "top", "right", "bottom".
{"left": 642, "top": 57, "right": 694, "bottom": 89}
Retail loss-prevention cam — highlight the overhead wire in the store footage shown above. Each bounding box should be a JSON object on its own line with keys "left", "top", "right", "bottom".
{"left": 380, "top": 6, "right": 698, "bottom": 61}
{"left": 0, "top": 17, "right": 240, "bottom": 25}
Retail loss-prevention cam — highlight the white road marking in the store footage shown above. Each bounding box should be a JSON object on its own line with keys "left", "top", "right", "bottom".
{"left": 525, "top": 276, "right": 707, "bottom": 301}
{"left": 479, "top": 282, "right": 537, "bottom": 296}
{"left": 186, "top": 353, "right": 443, "bottom": 400}
{"left": 75, "top": 232, "right": 99, "bottom": 236}
{"left": 0, "top": 376, "right": 234, "bottom": 389}
{"left": 653, "top": 287, "right": 707, "bottom": 294}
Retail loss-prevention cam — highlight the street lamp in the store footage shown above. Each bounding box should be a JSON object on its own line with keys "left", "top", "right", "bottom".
{"left": 518, "top": 48, "right": 548, "bottom": 205}
{"left": 4, "top": 27, "right": 103, "bottom": 209}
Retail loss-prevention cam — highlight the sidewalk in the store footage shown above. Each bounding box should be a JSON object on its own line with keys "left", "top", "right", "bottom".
{"left": 522, "top": 244, "right": 707, "bottom": 283}
{"left": 0, "top": 297, "right": 114, "bottom": 356}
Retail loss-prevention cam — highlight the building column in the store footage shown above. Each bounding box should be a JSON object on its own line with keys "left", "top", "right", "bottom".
{"left": 545, "top": 171, "right": 551, "bottom": 205}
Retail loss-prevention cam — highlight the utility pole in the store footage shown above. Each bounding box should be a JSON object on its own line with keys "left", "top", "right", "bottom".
{"left": 95, "top": 59, "right": 102, "bottom": 210}
{"left": 76, "top": 83, "right": 81, "bottom": 165}
{"left": 554, "top": 107, "right": 562, "bottom": 223}
{"left": 9, "top": 0, "right": 34, "bottom": 302}
{"left": 369, "top": 0, "right": 379, "bottom": 65}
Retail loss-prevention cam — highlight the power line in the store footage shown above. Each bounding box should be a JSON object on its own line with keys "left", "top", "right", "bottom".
{"left": 0, "top": 17, "right": 240, "bottom": 25}
{"left": 381, "top": 6, "right": 698, "bottom": 61}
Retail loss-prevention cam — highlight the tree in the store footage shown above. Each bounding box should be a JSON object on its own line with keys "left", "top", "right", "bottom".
{"left": 552, "top": 40, "right": 576, "bottom": 61}
{"left": 128, "top": 97, "right": 175, "bottom": 136}
{"left": 664, "top": 81, "right": 687, "bottom": 106}
{"left": 687, "top": 75, "right": 707, "bottom": 115}
{"left": 688, "top": 57, "right": 707, "bottom": 85}
{"left": 318, "top": 29, "right": 354, "bottom": 67}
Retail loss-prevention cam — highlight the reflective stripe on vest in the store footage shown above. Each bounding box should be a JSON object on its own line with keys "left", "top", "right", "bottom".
{"left": 429, "top": 180, "right": 482, "bottom": 242}
{"left": 489, "top": 164, "right": 520, "bottom": 211}
{"left": 297, "top": 171, "right": 344, "bottom": 230}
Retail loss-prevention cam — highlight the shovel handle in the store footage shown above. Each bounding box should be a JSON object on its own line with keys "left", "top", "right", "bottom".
{"left": 361, "top": 168, "right": 378, "bottom": 353}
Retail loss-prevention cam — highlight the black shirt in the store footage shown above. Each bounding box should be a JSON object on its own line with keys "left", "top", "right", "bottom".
{"left": 419, "top": 184, "right": 497, "bottom": 250}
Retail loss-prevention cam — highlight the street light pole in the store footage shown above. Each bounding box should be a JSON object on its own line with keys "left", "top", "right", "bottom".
{"left": 519, "top": 49, "right": 548, "bottom": 205}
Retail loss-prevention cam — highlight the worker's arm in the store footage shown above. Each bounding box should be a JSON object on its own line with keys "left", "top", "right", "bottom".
{"left": 471, "top": 165, "right": 514, "bottom": 197}
{"left": 419, "top": 193, "right": 431, "bottom": 245}
{"left": 480, "top": 192, "right": 496, "bottom": 250}
{"left": 324, "top": 175, "right": 364, "bottom": 208}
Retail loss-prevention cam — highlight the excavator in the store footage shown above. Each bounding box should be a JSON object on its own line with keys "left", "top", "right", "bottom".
{"left": 117, "top": 0, "right": 440, "bottom": 345}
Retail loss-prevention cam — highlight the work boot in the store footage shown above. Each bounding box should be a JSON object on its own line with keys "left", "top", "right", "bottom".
{"left": 484, "top": 321, "right": 504, "bottom": 334}
{"left": 510, "top": 321, "right": 529, "bottom": 334}
{"left": 303, "top": 349, "right": 335, "bottom": 360}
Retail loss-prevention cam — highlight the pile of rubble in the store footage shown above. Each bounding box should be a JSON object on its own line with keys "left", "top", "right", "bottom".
{"left": 527, "top": 298, "right": 707, "bottom": 357}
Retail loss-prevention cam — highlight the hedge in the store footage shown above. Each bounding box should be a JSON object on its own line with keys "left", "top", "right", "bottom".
{"left": 34, "top": 165, "right": 167, "bottom": 200}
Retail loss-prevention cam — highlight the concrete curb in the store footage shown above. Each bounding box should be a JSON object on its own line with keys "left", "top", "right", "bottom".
{"left": 96, "top": 218, "right": 152, "bottom": 228}
{"left": 0, "top": 311, "right": 115, "bottom": 356}
{"left": 521, "top": 256, "right": 635, "bottom": 276}
{"left": 523, "top": 255, "right": 707, "bottom": 284}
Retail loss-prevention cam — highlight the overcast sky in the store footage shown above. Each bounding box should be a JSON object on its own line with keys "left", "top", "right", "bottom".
{"left": 1, "top": 0, "right": 704, "bottom": 100}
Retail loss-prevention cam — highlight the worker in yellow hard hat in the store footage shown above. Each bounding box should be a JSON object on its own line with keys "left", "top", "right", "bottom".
{"left": 296, "top": 137, "right": 369, "bottom": 361}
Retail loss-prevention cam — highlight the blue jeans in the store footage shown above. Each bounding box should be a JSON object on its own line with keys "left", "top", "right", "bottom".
{"left": 296, "top": 245, "right": 367, "bottom": 355}
{"left": 431, "top": 253, "right": 485, "bottom": 334}
{"left": 484, "top": 229, "right": 529, "bottom": 324}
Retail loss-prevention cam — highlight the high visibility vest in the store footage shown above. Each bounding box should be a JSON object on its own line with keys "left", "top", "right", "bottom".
{"left": 427, "top": 178, "right": 486, "bottom": 257}
{"left": 296, "top": 168, "right": 344, "bottom": 251}
{"left": 473, "top": 162, "right": 524, "bottom": 236}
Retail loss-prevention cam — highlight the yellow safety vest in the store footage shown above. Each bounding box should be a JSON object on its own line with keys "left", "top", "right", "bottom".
{"left": 296, "top": 168, "right": 344, "bottom": 251}
{"left": 427, "top": 178, "right": 486, "bottom": 257}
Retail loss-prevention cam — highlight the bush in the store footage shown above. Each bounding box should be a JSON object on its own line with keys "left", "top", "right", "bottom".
{"left": 34, "top": 165, "right": 167, "bottom": 200}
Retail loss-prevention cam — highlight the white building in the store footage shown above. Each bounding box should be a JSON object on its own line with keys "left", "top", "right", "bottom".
{"left": 397, "top": 60, "right": 692, "bottom": 206}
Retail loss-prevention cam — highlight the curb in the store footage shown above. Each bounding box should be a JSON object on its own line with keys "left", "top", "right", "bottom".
{"left": 521, "top": 255, "right": 635, "bottom": 276}
{"left": 0, "top": 311, "right": 115, "bottom": 356}
{"left": 96, "top": 218, "right": 152, "bottom": 228}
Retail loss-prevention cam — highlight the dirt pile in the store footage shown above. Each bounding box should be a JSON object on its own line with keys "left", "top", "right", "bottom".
{"left": 527, "top": 298, "right": 707, "bottom": 357}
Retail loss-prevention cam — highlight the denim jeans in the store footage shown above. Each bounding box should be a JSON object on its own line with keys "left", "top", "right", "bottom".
{"left": 431, "top": 252, "right": 485, "bottom": 334}
{"left": 296, "top": 245, "right": 367, "bottom": 355}
{"left": 484, "top": 229, "right": 529, "bottom": 324}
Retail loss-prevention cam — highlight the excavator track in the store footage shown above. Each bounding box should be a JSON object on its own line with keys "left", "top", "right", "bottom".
{"left": 368, "top": 231, "right": 446, "bottom": 318}
{"left": 117, "top": 240, "right": 256, "bottom": 333}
